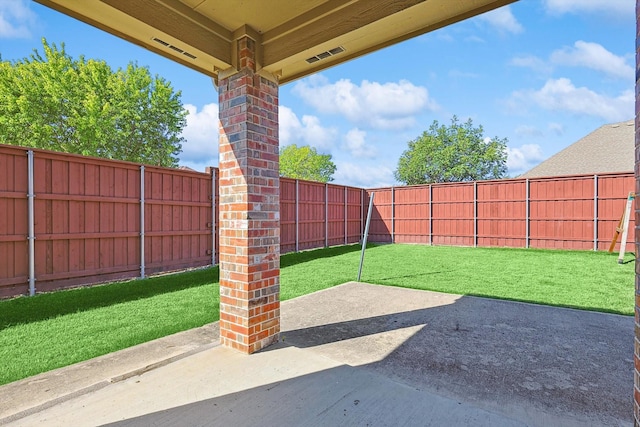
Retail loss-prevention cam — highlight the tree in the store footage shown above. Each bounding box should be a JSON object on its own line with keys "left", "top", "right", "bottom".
{"left": 279, "top": 144, "right": 337, "bottom": 182}
{"left": 0, "top": 39, "right": 186, "bottom": 167}
{"left": 394, "top": 116, "right": 507, "bottom": 185}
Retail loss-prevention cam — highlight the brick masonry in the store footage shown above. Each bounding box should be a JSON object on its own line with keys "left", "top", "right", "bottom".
{"left": 635, "top": 1, "right": 639, "bottom": 424}
{"left": 217, "top": 36, "right": 280, "bottom": 354}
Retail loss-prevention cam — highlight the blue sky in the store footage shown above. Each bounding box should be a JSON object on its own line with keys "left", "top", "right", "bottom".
{"left": 0, "top": 0, "right": 634, "bottom": 188}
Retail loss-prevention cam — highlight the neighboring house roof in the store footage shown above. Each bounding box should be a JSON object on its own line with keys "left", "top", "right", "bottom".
{"left": 520, "top": 119, "right": 634, "bottom": 178}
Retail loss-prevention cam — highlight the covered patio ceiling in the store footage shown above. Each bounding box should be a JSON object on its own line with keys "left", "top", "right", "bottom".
{"left": 34, "top": 0, "right": 517, "bottom": 84}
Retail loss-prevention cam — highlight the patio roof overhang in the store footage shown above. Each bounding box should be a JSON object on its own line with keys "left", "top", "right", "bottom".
{"left": 34, "top": 0, "right": 517, "bottom": 85}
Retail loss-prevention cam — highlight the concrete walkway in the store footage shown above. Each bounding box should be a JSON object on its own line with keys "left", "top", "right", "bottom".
{"left": 0, "top": 282, "right": 633, "bottom": 426}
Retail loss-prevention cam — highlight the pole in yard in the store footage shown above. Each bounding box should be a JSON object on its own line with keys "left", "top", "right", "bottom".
{"left": 593, "top": 175, "right": 598, "bottom": 251}
{"left": 295, "top": 180, "right": 299, "bottom": 252}
{"left": 27, "top": 150, "right": 35, "bottom": 296}
{"left": 140, "top": 165, "right": 146, "bottom": 279}
{"left": 358, "top": 192, "right": 375, "bottom": 282}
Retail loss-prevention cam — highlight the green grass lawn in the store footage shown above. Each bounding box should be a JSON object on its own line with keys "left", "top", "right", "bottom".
{"left": 0, "top": 244, "right": 634, "bottom": 385}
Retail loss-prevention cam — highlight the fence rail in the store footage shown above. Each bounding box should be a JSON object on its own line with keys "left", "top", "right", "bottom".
{"left": 365, "top": 173, "right": 635, "bottom": 251}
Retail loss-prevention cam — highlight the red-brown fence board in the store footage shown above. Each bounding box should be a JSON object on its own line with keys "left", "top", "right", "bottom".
{"left": 0, "top": 146, "right": 29, "bottom": 297}
{"left": 529, "top": 176, "right": 595, "bottom": 250}
{"left": 366, "top": 189, "right": 392, "bottom": 243}
{"left": 297, "top": 181, "right": 326, "bottom": 250}
{"left": 327, "top": 184, "right": 346, "bottom": 247}
{"left": 477, "top": 180, "right": 526, "bottom": 248}
{"left": 143, "top": 166, "right": 212, "bottom": 274}
{"left": 280, "top": 178, "right": 297, "bottom": 253}
{"left": 346, "top": 188, "right": 364, "bottom": 244}
{"left": 32, "top": 151, "right": 141, "bottom": 292}
{"left": 597, "top": 173, "right": 635, "bottom": 250}
{"left": 394, "top": 186, "right": 431, "bottom": 244}
{"left": 431, "top": 183, "right": 474, "bottom": 246}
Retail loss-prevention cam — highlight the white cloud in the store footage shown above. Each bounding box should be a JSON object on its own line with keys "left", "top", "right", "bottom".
{"left": 509, "top": 55, "right": 553, "bottom": 74}
{"left": 0, "top": 0, "right": 36, "bottom": 38}
{"left": 333, "top": 162, "right": 395, "bottom": 188}
{"left": 506, "top": 144, "right": 546, "bottom": 175}
{"left": 343, "top": 128, "right": 376, "bottom": 159}
{"left": 292, "top": 74, "right": 438, "bottom": 130}
{"left": 543, "top": 0, "right": 631, "bottom": 17}
{"left": 509, "top": 78, "right": 633, "bottom": 122}
{"left": 477, "top": 6, "right": 524, "bottom": 34}
{"left": 179, "top": 103, "right": 219, "bottom": 171}
{"left": 548, "top": 122, "right": 565, "bottom": 136}
{"left": 550, "top": 41, "right": 633, "bottom": 81}
{"left": 515, "top": 125, "right": 544, "bottom": 138}
{"left": 279, "top": 105, "right": 337, "bottom": 151}
{"left": 449, "top": 69, "right": 480, "bottom": 79}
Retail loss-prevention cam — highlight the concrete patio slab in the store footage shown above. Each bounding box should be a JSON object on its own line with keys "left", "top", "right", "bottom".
{"left": 0, "top": 282, "right": 633, "bottom": 426}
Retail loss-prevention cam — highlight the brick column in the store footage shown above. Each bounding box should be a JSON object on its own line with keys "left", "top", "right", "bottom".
{"left": 635, "top": 1, "right": 640, "bottom": 424}
{"left": 217, "top": 35, "right": 280, "bottom": 354}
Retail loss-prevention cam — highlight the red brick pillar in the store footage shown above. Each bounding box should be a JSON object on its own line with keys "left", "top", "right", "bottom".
{"left": 635, "top": 1, "right": 640, "bottom": 424}
{"left": 217, "top": 35, "right": 280, "bottom": 354}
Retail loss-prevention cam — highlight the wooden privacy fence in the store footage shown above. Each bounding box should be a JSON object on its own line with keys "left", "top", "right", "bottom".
{"left": 0, "top": 145, "right": 364, "bottom": 298}
{"left": 365, "top": 172, "right": 635, "bottom": 251}
{"left": 0, "top": 145, "right": 216, "bottom": 298}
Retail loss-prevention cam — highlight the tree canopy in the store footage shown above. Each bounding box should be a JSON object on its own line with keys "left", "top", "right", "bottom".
{"left": 394, "top": 116, "right": 508, "bottom": 185}
{"left": 0, "top": 38, "right": 186, "bottom": 167}
{"left": 279, "top": 144, "right": 337, "bottom": 183}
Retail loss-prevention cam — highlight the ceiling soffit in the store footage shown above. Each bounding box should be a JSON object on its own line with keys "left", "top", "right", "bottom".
{"left": 35, "top": 0, "right": 517, "bottom": 84}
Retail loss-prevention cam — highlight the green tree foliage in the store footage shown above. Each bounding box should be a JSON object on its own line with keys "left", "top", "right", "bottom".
{"left": 0, "top": 39, "right": 186, "bottom": 167}
{"left": 395, "top": 116, "right": 508, "bottom": 185}
{"left": 279, "top": 144, "right": 337, "bottom": 183}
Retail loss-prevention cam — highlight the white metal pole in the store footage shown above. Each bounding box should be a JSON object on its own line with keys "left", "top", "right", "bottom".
{"left": 357, "top": 192, "right": 375, "bottom": 282}
{"left": 27, "top": 150, "right": 35, "bottom": 296}
{"left": 429, "top": 184, "right": 433, "bottom": 245}
{"left": 325, "top": 183, "right": 328, "bottom": 248}
{"left": 391, "top": 186, "right": 395, "bottom": 244}
{"left": 525, "top": 178, "right": 530, "bottom": 249}
{"left": 295, "top": 180, "right": 299, "bottom": 252}
{"left": 344, "top": 186, "right": 348, "bottom": 245}
{"left": 593, "top": 175, "right": 598, "bottom": 251}
{"left": 473, "top": 181, "right": 478, "bottom": 248}
{"left": 140, "top": 165, "right": 146, "bottom": 278}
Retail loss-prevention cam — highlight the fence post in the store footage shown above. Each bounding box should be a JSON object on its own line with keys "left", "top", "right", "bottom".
{"left": 429, "top": 184, "right": 433, "bottom": 245}
{"left": 391, "top": 186, "right": 395, "bottom": 243}
{"left": 325, "top": 183, "right": 329, "bottom": 248}
{"left": 295, "top": 180, "right": 299, "bottom": 252}
{"left": 361, "top": 189, "right": 364, "bottom": 241}
{"left": 344, "top": 186, "right": 348, "bottom": 245}
{"left": 27, "top": 150, "right": 35, "bottom": 296}
{"left": 473, "top": 181, "right": 478, "bottom": 248}
{"left": 525, "top": 178, "right": 530, "bottom": 249}
{"left": 593, "top": 174, "right": 598, "bottom": 251}
{"left": 140, "top": 165, "right": 146, "bottom": 278}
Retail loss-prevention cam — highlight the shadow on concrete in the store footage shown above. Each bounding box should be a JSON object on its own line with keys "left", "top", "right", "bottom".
{"left": 92, "top": 283, "right": 632, "bottom": 427}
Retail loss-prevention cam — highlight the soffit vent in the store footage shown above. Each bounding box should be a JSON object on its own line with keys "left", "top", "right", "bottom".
{"left": 152, "top": 37, "right": 197, "bottom": 60}
{"left": 306, "top": 46, "right": 345, "bottom": 64}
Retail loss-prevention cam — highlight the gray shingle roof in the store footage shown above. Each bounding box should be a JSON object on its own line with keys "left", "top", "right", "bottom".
{"left": 519, "top": 119, "right": 634, "bottom": 178}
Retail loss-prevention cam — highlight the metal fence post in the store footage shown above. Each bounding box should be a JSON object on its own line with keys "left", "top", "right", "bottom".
{"left": 295, "top": 179, "right": 299, "bottom": 252}
{"left": 593, "top": 174, "right": 598, "bottom": 251}
{"left": 325, "top": 183, "right": 329, "bottom": 248}
{"left": 429, "top": 184, "right": 433, "bottom": 245}
{"left": 473, "top": 181, "right": 478, "bottom": 248}
{"left": 344, "top": 186, "right": 348, "bottom": 245}
{"left": 525, "top": 178, "right": 530, "bottom": 249}
{"left": 27, "top": 150, "right": 35, "bottom": 296}
{"left": 140, "top": 165, "right": 146, "bottom": 278}
{"left": 391, "top": 186, "right": 395, "bottom": 243}
{"left": 361, "top": 189, "right": 364, "bottom": 241}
